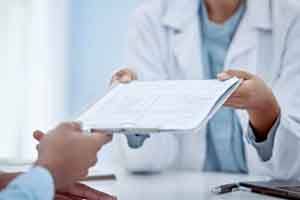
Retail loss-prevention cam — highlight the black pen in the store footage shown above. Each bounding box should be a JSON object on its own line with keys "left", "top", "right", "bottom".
{"left": 211, "top": 183, "right": 239, "bottom": 194}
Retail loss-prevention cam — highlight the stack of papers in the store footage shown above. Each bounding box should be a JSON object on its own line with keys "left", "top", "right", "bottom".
{"left": 78, "top": 78, "right": 241, "bottom": 134}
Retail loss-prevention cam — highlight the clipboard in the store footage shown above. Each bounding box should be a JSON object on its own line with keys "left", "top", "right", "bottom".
{"left": 77, "top": 78, "right": 241, "bottom": 134}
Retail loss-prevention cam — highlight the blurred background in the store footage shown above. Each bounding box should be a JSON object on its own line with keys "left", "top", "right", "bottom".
{"left": 0, "top": 0, "right": 139, "bottom": 168}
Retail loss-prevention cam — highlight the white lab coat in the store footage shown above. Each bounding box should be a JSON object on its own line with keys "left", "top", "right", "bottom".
{"left": 118, "top": 0, "right": 300, "bottom": 179}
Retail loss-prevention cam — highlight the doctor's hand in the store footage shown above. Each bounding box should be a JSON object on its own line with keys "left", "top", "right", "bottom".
{"left": 110, "top": 68, "right": 137, "bottom": 87}
{"left": 34, "top": 122, "right": 112, "bottom": 190}
{"left": 110, "top": 68, "right": 150, "bottom": 149}
{"left": 218, "top": 70, "right": 280, "bottom": 141}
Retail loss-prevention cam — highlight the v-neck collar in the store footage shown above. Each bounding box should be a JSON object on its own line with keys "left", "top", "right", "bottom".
{"left": 200, "top": 0, "right": 246, "bottom": 39}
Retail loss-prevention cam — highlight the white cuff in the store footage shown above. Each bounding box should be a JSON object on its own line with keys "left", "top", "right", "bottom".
{"left": 247, "top": 114, "right": 281, "bottom": 162}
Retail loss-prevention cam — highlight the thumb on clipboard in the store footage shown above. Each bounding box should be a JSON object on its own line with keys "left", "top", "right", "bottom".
{"left": 110, "top": 68, "right": 138, "bottom": 88}
{"left": 110, "top": 68, "right": 150, "bottom": 149}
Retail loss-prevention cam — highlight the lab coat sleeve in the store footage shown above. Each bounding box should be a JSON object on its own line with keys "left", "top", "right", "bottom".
{"left": 246, "top": 115, "right": 280, "bottom": 162}
{"left": 263, "top": 15, "right": 300, "bottom": 180}
{"left": 118, "top": 5, "right": 179, "bottom": 173}
{"left": 124, "top": 3, "right": 170, "bottom": 81}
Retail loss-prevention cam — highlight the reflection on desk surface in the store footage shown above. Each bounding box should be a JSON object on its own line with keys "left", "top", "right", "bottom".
{"left": 84, "top": 170, "right": 280, "bottom": 200}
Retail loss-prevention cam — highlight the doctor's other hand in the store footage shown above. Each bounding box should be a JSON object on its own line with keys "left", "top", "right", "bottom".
{"left": 110, "top": 68, "right": 150, "bottom": 148}
{"left": 218, "top": 70, "right": 280, "bottom": 141}
{"left": 34, "top": 122, "right": 112, "bottom": 190}
{"left": 110, "top": 68, "right": 137, "bottom": 87}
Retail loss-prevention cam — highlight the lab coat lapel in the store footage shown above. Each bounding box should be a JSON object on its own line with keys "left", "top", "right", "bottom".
{"left": 224, "top": 26, "right": 258, "bottom": 73}
{"left": 163, "top": 0, "right": 205, "bottom": 80}
{"left": 173, "top": 20, "right": 205, "bottom": 80}
{"left": 224, "top": 0, "right": 272, "bottom": 75}
{"left": 226, "top": 0, "right": 274, "bottom": 157}
{"left": 224, "top": 15, "right": 257, "bottom": 73}
{"left": 162, "top": 0, "right": 207, "bottom": 170}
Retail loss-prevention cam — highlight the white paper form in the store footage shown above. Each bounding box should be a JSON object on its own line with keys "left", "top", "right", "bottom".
{"left": 78, "top": 78, "right": 241, "bottom": 134}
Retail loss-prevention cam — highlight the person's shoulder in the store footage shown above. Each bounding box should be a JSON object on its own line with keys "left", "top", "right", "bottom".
{"left": 130, "top": 0, "right": 171, "bottom": 24}
{"left": 272, "top": 0, "right": 300, "bottom": 44}
{"left": 271, "top": 0, "right": 300, "bottom": 33}
{"left": 274, "top": 0, "right": 300, "bottom": 17}
{"left": 284, "top": 0, "right": 300, "bottom": 10}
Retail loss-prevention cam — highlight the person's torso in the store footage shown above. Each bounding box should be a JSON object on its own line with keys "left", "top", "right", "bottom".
{"left": 161, "top": 0, "right": 275, "bottom": 173}
{"left": 130, "top": 0, "right": 297, "bottom": 174}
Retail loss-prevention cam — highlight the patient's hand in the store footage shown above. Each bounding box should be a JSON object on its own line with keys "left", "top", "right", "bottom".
{"left": 34, "top": 122, "right": 112, "bottom": 189}
{"left": 34, "top": 128, "right": 116, "bottom": 200}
